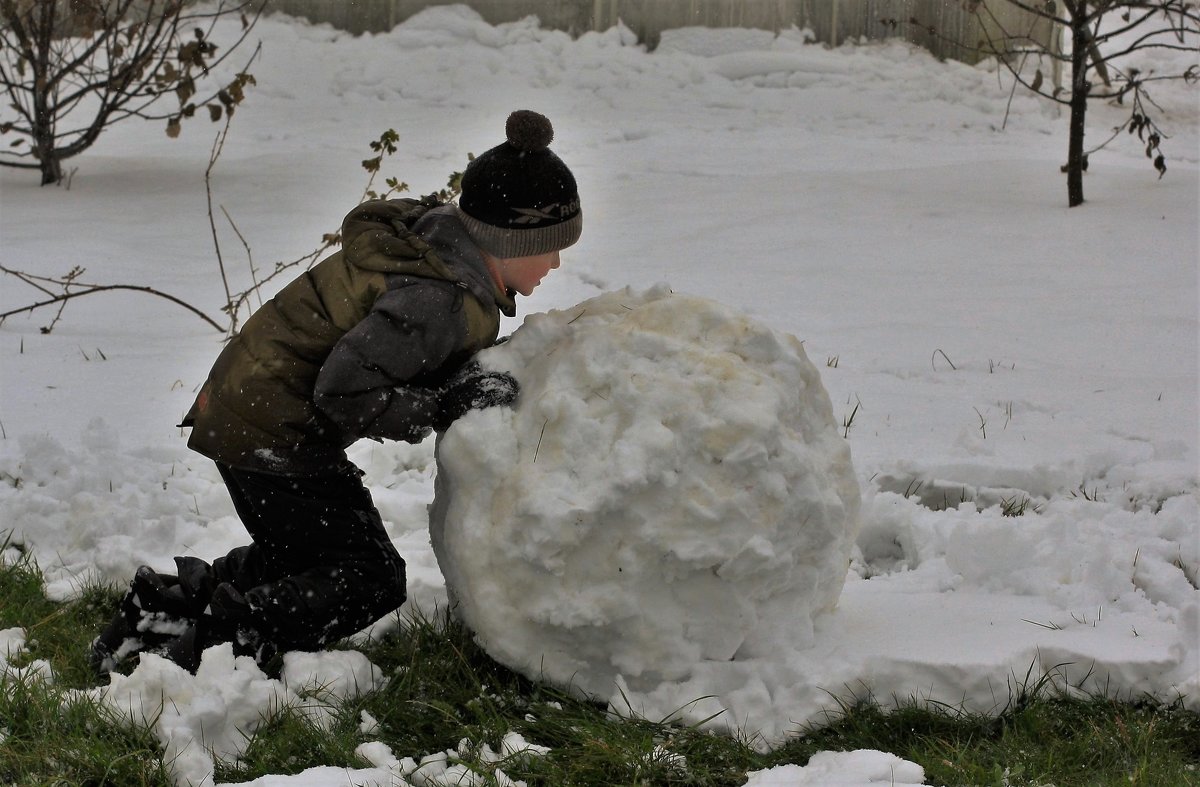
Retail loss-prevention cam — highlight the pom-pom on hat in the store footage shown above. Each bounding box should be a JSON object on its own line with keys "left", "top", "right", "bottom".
{"left": 457, "top": 110, "right": 582, "bottom": 259}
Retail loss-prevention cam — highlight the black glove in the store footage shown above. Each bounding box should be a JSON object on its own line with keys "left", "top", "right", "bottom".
{"left": 434, "top": 361, "right": 519, "bottom": 431}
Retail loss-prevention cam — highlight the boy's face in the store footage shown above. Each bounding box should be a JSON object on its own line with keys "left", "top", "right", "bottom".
{"left": 498, "top": 251, "right": 561, "bottom": 296}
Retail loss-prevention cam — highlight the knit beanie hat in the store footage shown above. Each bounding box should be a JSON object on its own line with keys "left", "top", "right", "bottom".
{"left": 456, "top": 110, "right": 582, "bottom": 259}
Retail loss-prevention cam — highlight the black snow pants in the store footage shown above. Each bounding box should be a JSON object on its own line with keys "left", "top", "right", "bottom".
{"left": 193, "top": 461, "right": 407, "bottom": 655}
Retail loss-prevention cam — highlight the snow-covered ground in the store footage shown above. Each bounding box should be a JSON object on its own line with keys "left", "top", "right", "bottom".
{"left": 1, "top": 5, "right": 1196, "bottom": 787}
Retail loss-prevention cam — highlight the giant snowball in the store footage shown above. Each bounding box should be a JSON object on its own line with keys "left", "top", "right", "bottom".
{"left": 429, "top": 286, "right": 860, "bottom": 698}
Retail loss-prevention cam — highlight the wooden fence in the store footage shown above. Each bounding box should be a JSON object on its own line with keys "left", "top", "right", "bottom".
{"left": 263, "top": 0, "right": 1057, "bottom": 66}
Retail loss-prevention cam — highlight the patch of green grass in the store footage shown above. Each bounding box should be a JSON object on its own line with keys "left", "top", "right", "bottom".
{"left": 364, "top": 610, "right": 760, "bottom": 785}
{"left": 216, "top": 700, "right": 367, "bottom": 782}
{"left": 3, "top": 546, "right": 1198, "bottom": 786}
{"left": 0, "top": 547, "right": 171, "bottom": 785}
{"left": 771, "top": 691, "right": 1200, "bottom": 787}
{"left": 0, "top": 672, "right": 171, "bottom": 786}
{"left": 0, "top": 540, "right": 125, "bottom": 690}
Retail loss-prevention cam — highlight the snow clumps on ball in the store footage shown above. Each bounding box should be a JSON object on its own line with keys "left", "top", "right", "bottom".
{"left": 429, "top": 285, "right": 860, "bottom": 699}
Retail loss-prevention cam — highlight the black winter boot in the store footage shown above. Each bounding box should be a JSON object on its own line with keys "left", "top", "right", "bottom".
{"left": 128, "top": 565, "right": 193, "bottom": 621}
{"left": 152, "top": 583, "right": 279, "bottom": 675}
{"left": 88, "top": 609, "right": 136, "bottom": 677}
{"left": 155, "top": 623, "right": 207, "bottom": 674}
{"left": 210, "top": 582, "right": 279, "bottom": 669}
{"left": 89, "top": 566, "right": 195, "bottom": 677}
{"left": 174, "top": 555, "right": 222, "bottom": 612}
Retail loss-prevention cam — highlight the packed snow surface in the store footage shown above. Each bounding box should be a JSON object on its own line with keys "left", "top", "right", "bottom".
{"left": 0, "top": 4, "right": 1197, "bottom": 786}
{"left": 431, "top": 287, "right": 860, "bottom": 696}
{"left": 742, "top": 750, "right": 926, "bottom": 786}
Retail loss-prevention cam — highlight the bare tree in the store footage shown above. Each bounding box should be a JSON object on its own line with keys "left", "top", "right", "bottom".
{"left": 969, "top": 1, "right": 1198, "bottom": 206}
{"left": 0, "top": 0, "right": 263, "bottom": 186}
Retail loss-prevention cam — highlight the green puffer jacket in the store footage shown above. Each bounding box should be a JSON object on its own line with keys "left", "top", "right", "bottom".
{"left": 182, "top": 198, "right": 516, "bottom": 475}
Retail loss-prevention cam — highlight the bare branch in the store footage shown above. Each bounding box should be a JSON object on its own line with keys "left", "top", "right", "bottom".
{"left": 204, "top": 114, "right": 237, "bottom": 331}
{"left": 0, "top": 265, "right": 225, "bottom": 333}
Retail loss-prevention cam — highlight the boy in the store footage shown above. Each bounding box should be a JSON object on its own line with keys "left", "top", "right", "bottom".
{"left": 91, "top": 110, "right": 581, "bottom": 674}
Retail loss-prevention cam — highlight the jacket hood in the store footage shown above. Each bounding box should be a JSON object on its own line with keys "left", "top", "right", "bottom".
{"left": 411, "top": 205, "right": 517, "bottom": 317}
{"left": 342, "top": 197, "right": 451, "bottom": 276}
{"left": 341, "top": 198, "right": 515, "bottom": 317}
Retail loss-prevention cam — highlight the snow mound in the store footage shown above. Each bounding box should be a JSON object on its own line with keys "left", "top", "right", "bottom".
{"left": 81, "top": 646, "right": 384, "bottom": 787}
{"left": 430, "top": 286, "right": 860, "bottom": 697}
{"left": 744, "top": 750, "right": 927, "bottom": 786}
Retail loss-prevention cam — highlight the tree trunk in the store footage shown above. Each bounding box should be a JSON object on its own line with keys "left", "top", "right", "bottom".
{"left": 33, "top": 108, "right": 62, "bottom": 185}
{"left": 1066, "top": 9, "right": 1091, "bottom": 207}
{"left": 29, "top": 1, "right": 62, "bottom": 186}
{"left": 38, "top": 152, "right": 63, "bottom": 186}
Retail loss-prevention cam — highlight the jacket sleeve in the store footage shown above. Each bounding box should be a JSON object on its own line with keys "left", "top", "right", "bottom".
{"left": 313, "top": 281, "right": 468, "bottom": 443}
